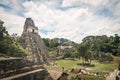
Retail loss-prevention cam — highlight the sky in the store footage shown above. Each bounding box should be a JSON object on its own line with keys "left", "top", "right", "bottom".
{"left": 0, "top": 0, "right": 120, "bottom": 43}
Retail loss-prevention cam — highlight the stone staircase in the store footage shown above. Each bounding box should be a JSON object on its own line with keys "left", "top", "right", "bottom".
{"left": 0, "top": 56, "right": 52, "bottom": 80}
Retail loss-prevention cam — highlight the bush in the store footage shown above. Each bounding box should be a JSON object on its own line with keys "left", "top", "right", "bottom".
{"left": 0, "top": 36, "right": 27, "bottom": 58}
{"left": 64, "top": 52, "right": 71, "bottom": 58}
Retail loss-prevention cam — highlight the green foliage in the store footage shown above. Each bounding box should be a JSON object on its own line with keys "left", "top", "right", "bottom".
{"left": 42, "top": 38, "right": 77, "bottom": 50}
{"left": 0, "top": 20, "right": 8, "bottom": 40}
{"left": 117, "top": 45, "right": 120, "bottom": 55}
{"left": 42, "top": 38, "right": 78, "bottom": 58}
{"left": 64, "top": 52, "right": 71, "bottom": 58}
{"left": 63, "top": 48, "right": 76, "bottom": 58}
{"left": 0, "top": 20, "right": 26, "bottom": 58}
{"left": 99, "top": 53, "right": 113, "bottom": 62}
{"left": 50, "top": 38, "right": 59, "bottom": 48}
{"left": 77, "top": 42, "right": 93, "bottom": 65}
{"left": 0, "top": 35, "right": 27, "bottom": 57}
{"left": 42, "top": 38, "right": 50, "bottom": 47}
{"left": 77, "top": 34, "right": 120, "bottom": 64}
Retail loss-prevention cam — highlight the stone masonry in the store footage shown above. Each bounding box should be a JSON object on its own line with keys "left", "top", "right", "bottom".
{"left": 21, "top": 18, "right": 50, "bottom": 64}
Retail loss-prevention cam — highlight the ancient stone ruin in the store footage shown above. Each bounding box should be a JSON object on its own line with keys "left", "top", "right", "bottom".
{"left": 0, "top": 54, "right": 52, "bottom": 80}
{"left": 21, "top": 18, "right": 50, "bottom": 64}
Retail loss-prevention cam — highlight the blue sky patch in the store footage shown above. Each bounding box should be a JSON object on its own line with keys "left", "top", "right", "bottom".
{"left": 39, "top": 29, "right": 55, "bottom": 35}
{"left": 0, "top": 4, "right": 11, "bottom": 9}
{"left": 95, "top": 7, "right": 113, "bottom": 17}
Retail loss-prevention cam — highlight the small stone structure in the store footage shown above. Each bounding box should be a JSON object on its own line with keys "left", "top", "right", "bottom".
{"left": 21, "top": 18, "right": 50, "bottom": 64}
{"left": 23, "top": 18, "right": 38, "bottom": 34}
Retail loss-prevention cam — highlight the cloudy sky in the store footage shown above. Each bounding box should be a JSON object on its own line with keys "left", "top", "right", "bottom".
{"left": 0, "top": 0, "right": 120, "bottom": 43}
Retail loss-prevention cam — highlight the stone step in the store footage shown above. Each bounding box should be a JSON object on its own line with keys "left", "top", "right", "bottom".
{"left": 1, "top": 69, "right": 44, "bottom": 80}
{"left": 0, "top": 54, "right": 52, "bottom": 80}
{"left": 0, "top": 58, "right": 37, "bottom": 73}
{"left": 0, "top": 65, "right": 40, "bottom": 79}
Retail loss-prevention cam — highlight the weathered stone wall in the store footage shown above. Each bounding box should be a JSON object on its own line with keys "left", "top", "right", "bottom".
{"left": 0, "top": 56, "right": 52, "bottom": 80}
{"left": 26, "top": 26, "right": 38, "bottom": 33}
{"left": 21, "top": 18, "right": 50, "bottom": 64}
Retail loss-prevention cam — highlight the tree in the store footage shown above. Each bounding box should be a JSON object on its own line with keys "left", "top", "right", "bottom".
{"left": 78, "top": 34, "right": 120, "bottom": 62}
{"left": 77, "top": 43, "right": 92, "bottom": 65}
{"left": 0, "top": 20, "right": 26, "bottom": 58}
{"left": 0, "top": 20, "right": 8, "bottom": 40}
{"left": 63, "top": 48, "right": 76, "bottom": 58}
{"left": 114, "top": 34, "right": 120, "bottom": 45}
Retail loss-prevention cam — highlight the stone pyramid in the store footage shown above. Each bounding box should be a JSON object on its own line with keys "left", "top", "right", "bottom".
{"left": 21, "top": 18, "right": 50, "bottom": 64}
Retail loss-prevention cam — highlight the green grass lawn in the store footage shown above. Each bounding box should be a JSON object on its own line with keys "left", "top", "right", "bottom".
{"left": 89, "top": 61, "right": 117, "bottom": 72}
{"left": 47, "top": 59, "right": 82, "bottom": 71}
{"left": 47, "top": 59, "right": 118, "bottom": 80}
{"left": 47, "top": 59, "right": 118, "bottom": 72}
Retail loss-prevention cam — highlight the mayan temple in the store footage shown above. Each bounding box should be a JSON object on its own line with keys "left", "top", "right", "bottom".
{"left": 21, "top": 18, "right": 50, "bottom": 64}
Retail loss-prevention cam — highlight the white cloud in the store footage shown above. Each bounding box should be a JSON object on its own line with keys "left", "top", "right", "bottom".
{"left": 61, "top": 0, "right": 108, "bottom": 7}
{"left": 81, "top": 0, "right": 108, "bottom": 7}
{"left": 0, "top": 7, "right": 25, "bottom": 35}
{"left": 0, "top": 0, "right": 24, "bottom": 14}
{"left": 0, "top": 0, "right": 120, "bottom": 43}
{"left": 23, "top": 1, "right": 95, "bottom": 42}
{"left": 61, "top": 0, "right": 78, "bottom": 7}
{"left": 22, "top": 1, "right": 120, "bottom": 43}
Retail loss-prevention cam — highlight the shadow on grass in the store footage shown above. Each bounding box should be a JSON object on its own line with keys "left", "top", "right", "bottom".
{"left": 77, "top": 63, "right": 95, "bottom": 67}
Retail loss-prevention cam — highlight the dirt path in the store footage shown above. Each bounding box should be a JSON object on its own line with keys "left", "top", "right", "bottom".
{"left": 106, "top": 69, "right": 117, "bottom": 80}
{"left": 48, "top": 70, "right": 62, "bottom": 80}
